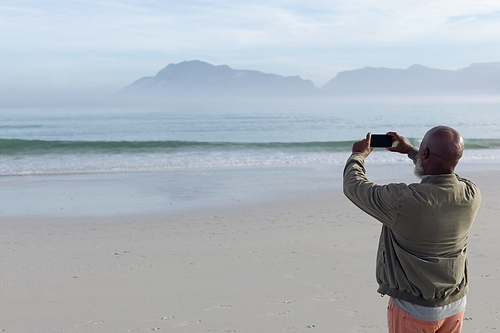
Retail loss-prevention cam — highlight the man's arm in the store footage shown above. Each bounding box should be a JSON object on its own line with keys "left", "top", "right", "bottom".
{"left": 343, "top": 132, "right": 415, "bottom": 228}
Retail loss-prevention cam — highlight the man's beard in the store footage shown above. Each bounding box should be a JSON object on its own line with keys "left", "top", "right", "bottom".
{"left": 414, "top": 156, "right": 424, "bottom": 179}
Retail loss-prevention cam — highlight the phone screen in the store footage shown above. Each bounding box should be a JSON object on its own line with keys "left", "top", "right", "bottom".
{"left": 370, "top": 134, "right": 392, "bottom": 147}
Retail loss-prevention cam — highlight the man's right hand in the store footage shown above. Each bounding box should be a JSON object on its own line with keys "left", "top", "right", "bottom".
{"left": 386, "top": 132, "right": 414, "bottom": 154}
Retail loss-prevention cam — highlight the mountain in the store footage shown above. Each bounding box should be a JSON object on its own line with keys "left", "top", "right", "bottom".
{"left": 121, "top": 60, "right": 319, "bottom": 100}
{"left": 321, "top": 63, "right": 500, "bottom": 96}
{"left": 119, "top": 60, "right": 500, "bottom": 104}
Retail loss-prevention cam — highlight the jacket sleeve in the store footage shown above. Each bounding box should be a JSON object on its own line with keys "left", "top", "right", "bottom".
{"left": 342, "top": 153, "right": 406, "bottom": 228}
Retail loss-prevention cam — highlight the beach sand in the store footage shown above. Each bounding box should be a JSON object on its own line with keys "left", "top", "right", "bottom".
{"left": 1, "top": 167, "right": 499, "bottom": 332}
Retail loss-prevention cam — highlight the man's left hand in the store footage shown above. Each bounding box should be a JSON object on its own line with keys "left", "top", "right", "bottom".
{"left": 352, "top": 133, "right": 374, "bottom": 158}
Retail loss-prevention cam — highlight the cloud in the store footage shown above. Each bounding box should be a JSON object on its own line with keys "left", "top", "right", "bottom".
{"left": 1, "top": 0, "right": 500, "bottom": 91}
{"left": 5, "top": 0, "right": 499, "bottom": 52}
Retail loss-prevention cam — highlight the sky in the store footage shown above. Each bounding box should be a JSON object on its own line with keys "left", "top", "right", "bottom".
{"left": 2, "top": 0, "right": 500, "bottom": 104}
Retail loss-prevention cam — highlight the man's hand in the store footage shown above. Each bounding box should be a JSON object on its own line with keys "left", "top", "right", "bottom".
{"left": 386, "top": 132, "right": 414, "bottom": 154}
{"left": 352, "top": 133, "right": 374, "bottom": 158}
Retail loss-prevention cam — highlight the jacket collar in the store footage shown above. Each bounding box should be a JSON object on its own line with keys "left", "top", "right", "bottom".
{"left": 420, "top": 173, "right": 459, "bottom": 185}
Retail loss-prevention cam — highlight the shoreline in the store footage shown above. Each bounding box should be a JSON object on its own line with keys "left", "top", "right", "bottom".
{"left": 0, "top": 158, "right": 494, "bottom": 219}
{"left": 0, "top": 163, "right": 347, "bottom": 219}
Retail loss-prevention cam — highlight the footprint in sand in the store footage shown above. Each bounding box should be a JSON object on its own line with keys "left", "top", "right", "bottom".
{"left": 206, "top": 304, "right": 233, "bottom": 311}
{"left": 285, "top": 325, "right": 315, "bottom": 330}
{"left": 74, "top": 320, "right": 104, "bottom": 327}
{"left": 174, "top": 319, "right": 202, "bottom": 327}
{"left": 313, "top": 291, "right": 346, "bottom": 302}
{"left": 339, "top": 308, "right": 359, "bottom": 317}
{"left": 354, "top": 325, "right": 382, "bottom": 332}
{"left": 145, "top": 316, "right": 175, "bottom": 322}
{"left": 261, "top": 311, "right": 290, "bottom": 317}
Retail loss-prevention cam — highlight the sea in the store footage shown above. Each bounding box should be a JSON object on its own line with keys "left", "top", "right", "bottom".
{"left": 1, "top": 101, "right": 499, "bottom": 218}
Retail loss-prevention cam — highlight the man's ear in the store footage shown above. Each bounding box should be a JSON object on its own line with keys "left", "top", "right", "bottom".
{"left": 421, "top": 148, "right": 430, "bottom": 159}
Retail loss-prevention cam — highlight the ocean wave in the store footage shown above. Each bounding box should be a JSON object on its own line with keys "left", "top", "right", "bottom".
{"left": 2, "top": 138, "right": 499, "bottom": 155}
{"left": 1, "top": 138, "right": 499, "bottom": 175}
{"left": 0, "top": 138, "right": 356, "bottom": 154}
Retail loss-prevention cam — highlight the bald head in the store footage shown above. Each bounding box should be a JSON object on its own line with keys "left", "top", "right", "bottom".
{"left": 419, "top": 126, "right": 464, "bottom": 175}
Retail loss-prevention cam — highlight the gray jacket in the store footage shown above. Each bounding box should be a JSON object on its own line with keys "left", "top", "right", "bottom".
{"left": 343, "top": 147, "right": 481, "bottom": 307}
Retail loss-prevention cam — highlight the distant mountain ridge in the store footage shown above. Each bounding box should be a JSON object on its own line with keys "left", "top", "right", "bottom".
{"left": 122, "top": 60, "right": 318, "bottom": 99}
{"left": 321, "top": 62, "right": 500, "bottom": 95}
{"left": 121, "top": 60, "right": 500, "bottom": 100}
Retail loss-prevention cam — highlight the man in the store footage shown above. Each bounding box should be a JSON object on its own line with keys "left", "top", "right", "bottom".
{"left": 343, "top": 126, "right": 481, "bottom": 333}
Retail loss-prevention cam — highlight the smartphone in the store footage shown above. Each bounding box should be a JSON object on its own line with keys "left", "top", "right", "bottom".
{"left": 370, "top": 134, "right": 393, "bottom": 147}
